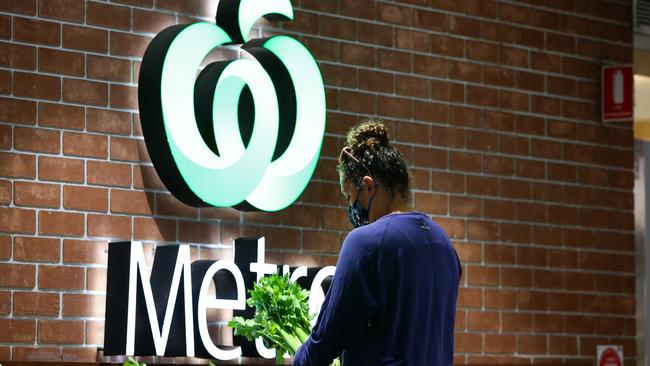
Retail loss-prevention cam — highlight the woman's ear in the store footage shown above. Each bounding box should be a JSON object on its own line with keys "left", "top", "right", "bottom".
{"left": 362, "top": 176, "right": 375, "bottom": 192}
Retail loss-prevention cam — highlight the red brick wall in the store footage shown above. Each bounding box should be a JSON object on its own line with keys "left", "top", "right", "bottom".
{"left": 0, "top": 0, "right": 636, "bottom": 364}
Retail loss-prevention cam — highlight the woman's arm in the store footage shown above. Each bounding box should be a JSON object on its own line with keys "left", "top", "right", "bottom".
{"left": 292, "top": 231, "right": 378, "bottom": 366}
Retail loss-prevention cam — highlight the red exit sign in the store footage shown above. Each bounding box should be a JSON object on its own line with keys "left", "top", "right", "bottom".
{"left": 602, "top": 65, "right": 634, "bottom": 123}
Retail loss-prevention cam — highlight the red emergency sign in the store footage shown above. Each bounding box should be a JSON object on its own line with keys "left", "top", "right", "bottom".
{"left": 602, "top": 65, "right": 634, "bottom": 122}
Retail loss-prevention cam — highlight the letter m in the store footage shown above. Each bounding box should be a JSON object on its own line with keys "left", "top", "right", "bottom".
{"left": 104, "top": 242, "right": 195, "bottom": 357}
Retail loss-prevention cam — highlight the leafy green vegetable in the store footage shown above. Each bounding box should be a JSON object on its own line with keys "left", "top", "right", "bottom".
{"left": 229, "top": 274, "right": 312, "bottom": 363}
{"left": 123, "top": 356, "right": 146, "bottom": 366}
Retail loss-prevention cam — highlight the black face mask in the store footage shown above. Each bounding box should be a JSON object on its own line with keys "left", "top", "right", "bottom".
{"left": 347, "top": 185, "right": 377, "bottom": 228}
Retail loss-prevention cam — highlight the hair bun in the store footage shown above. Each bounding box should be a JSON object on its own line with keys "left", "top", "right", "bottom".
{"left": 347, "top": 119, "right": 390, "bottom": 153}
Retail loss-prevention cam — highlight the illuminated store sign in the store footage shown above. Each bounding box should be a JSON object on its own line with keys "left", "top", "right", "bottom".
{"left": 104, "top": 239, "right": 335, "bottom": 360}
{"left": 138, "top": 0, "right": 326, "bottom": 212}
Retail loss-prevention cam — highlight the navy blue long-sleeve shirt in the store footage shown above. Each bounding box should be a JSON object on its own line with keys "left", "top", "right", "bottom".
{"left": 293, "top": 211, "right": 462, "bottom": 366}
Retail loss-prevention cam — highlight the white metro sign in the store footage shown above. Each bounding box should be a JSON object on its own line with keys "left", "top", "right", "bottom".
{"left": 103, "top": 238, "right": 335, "bottom": 360}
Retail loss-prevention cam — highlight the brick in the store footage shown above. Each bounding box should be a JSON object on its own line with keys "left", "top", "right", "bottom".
{"left": 466, "top": 40, "right": 498, "bottom": 62}
{"left": 110, "top": 84, "right": 138, "bottom": 109}
{"left": 395, "top": 75, "right": 429, "bottom": 98}
{"left": 467, "top": 85, "right": 498, "bottom": 107}
{"left": 110, "top": 137, "right": 141, "bottom": 161}
{"left": 14, "top": 292, "right": 60, "bottom": 315}
{"left": 133, "top": 8, "right": 176, "bottom": 33}
{"left": 86, "top": 320, "right": 104, "bottom": 345}
{"left": 378, "top": 96, "right": 412, "bottom": 119}
{"left": 14, "top": 17, "right": 60, "bottom": 46}
{"left": 0, "top": 290, "right": 9, "bottom": 314}
{"left": 377, "top": 3, "right": 412, "bottom": 25}
{"left": 519, "top": 335, "right": 547, "bottom": 354}
{"left": 87, "top": 2, "right": 131, "bottom": 30}
{"left": 485, "top": 289, "right": 516, "bottom": 309}
{"left": 0, "top": 42, "right": 36, "bottom": 70}
{"left": 486, "top": 334, "right": 516, "bottom": 353}
{"left": 62, "top": 348, "right": 98, "bottom": 362}
{"left": 378, "top": 49, "right": 411, "bottom": 72}
{"left": 414, "top": 101, "right": 448, "bottom": 123}
{"left": 467, "top": 266, "right": 498, "bottom": 286}
{"left": 156, "top": 193, "right": 198, "bottom": 218}
{"left": 396, "top": 29, "right": 429, "bottom": 52}
{"left": 321, "top": 207, "right": 349, "bottom": 230}
{"left": 63, "top": 25, "right": 108, "bottom": 53}
{"left": 87, "top": 267, "right": 106, "bottom": 291}
{"left": 321, "top": 16, "right": 357, "bottom": 40}
{"left": 340, "top": 43, "right": 375, "bottom": 67}
{"left": 13, "top": 347, "right": 60, "bottom": 361}
{"left": 15, "top": 181, "right": 60, "bottom": 208}
{"left": 39, "top": 210, "right": 84, "bottom": 237}
{"left": 0, "top": 0, "right": 36, "bottom": 15}
{"left": 63, "top": 78, "right": 108, "bottom": 106}
{"left": 63, "top": 293, "right": 106, "bottom": 317}
{"left": 455, "top": 333, "right": 483, "bottom": 353}
{"left": 39, "top": 0, "right": 84, "bottom": 22}
{"left": 156, "top": 0, "right": 199, "bottom": 13}
{"left": 0, "top": 262, "right": 35, "bottom": 289}
{"left": 322, "top": 64, "right": 357, "bottom": 88}
{"left": 483, "top": 66, "right": 513, "bottom": 87}
{"left": 0, "top": 235, "right": 10, "bottom": 259}
{"left": 63, "top": 132, "right": 108, "bottom": 158}
{"left": 39, "top": 266, "right": 84, "bottom": 291}
{"left": 0, "top": 97, "right": 37, "bottom": 124}
{"left": 63, "top": 239, "right": 107, "bottom": 264}
{"left": 110, "top": 32, "right": 150, "bottom": 57}
{"left": 133, "top": 165, "right": 164, "bottom": 190}
{"left": 549, "top": 335, "right": 577, "bottom": 355}
{"left": 111, "top": 189, "right": 153, "bottom": 215}
{"left": 15, "top": 127, "right": 60, "bottom": 154}
{"left": 0, "top": 152, "right": 36, "bottom": 178}
{"left": 13, "top": 72, "right": 60, "bottom": 100}
{"left": 0, "top": 13, "right": 7, "bottom": 37}
{"left": 63, "top": 185, "right": 108, "bottom": 212}
{"left": 0, "top": 319, "right": 36, "bottom": 343}
{"left": 87, "top": 160, "right": 131, "bottom": 187}
{"left": 303, "top": 230, "right": 340, "bottom": 252}
{"left": 283, "top": 10, "right": 319, "bottom": 35}
{"left": 358, "top": 22, "right": 392, "bottom": 47}
{"left": 0, "top": 207, "right": 36, "bottom": 233}
{"left": 179, "top": 221, "right": 219, "bottom": 244}
{"left": 457, "top": 287, "right": 482, "bottom": 308}
{"left": 39, "top": 156, "right": 84, "bottom": 183}
{"left": 449, "top": 61, "right": 480, "bottom": 82}
{"left": 414, "top": 192, "right": 448, "bottom": 215}
{"left": 301, "top": 37, "right": 337, "bottom": 62}
{"left": 87, "top": 55, "right": 131, "bottom": 82}
{"left": 38, "top": 48, "right": 85, "bottom": 77}
{"left": 339, "top": 90, "right": 375, "bottom": 114}
{"left": 518, "top": 291, "right": 548, "bottom": 312}
{"left": 468, "top": 310, "right": 500, "bottom": 331}
{"left": 39, "top": 320, "right": 84, "bottom": 344}
{"left": 88, "top": 214, "right": 131, "bottom": 239}
{"left": 134, "top": 217, "right": 176, "bottom": 242}
{"left": 86, "top": 108, "right": 131, "bottom": 135}
{"left": 15, "top": 236, "right": 59, "bottom": 263}
{"left": 0, "top": 69, "right": 10, "bottom": 94}
{"left": 39, "top": 102, "right": 85, "bottom": 130}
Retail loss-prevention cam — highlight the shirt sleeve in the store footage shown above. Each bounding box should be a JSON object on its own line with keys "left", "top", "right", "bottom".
{"left": 292, "top": 231, "right": 379, "bottom": 366}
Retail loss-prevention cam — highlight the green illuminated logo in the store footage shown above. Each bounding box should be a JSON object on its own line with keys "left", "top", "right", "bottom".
{"left": 138, "top": 0, "right": 326, "bottom": 212}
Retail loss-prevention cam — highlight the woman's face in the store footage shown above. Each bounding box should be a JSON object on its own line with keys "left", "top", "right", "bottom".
{"left": 339, "top": 174, "right": 377, "bottom": 207}
{"left": 339, "top": 177, "right": 358, "bottom": 207}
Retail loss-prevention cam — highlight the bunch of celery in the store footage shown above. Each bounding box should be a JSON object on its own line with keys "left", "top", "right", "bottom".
{"left": 229, "top": 274, "right": 312, "bottom": 363}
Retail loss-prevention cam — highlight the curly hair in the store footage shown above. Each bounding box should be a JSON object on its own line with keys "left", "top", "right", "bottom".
{"left": 337, "top": 119, "right": 410, "bottom": 199}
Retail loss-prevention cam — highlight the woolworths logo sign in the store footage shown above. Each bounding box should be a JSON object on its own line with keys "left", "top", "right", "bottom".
{"left": 138, "top": 0, "right": 326, "bottom": 212}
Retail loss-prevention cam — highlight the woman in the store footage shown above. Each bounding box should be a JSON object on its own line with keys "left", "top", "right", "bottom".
{"left": 293, "top": 119, "right": 462, "bottom": 366}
